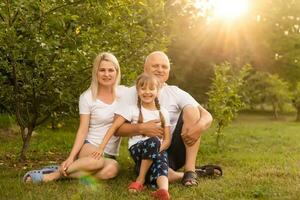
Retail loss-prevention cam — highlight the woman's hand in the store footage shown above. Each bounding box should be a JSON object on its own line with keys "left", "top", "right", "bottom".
{"left": 91, "top": 149, "right": 104, "bottom": 160}
{"left": 60, "top": 156, "right": 74, "bottom": 176}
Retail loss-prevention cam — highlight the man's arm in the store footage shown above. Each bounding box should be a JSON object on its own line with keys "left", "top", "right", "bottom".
{"left": 115, "top": 119, "right": 164, "bottom": 137}
{"left": 181, "top": 105, "right": 213, "bottom": 146}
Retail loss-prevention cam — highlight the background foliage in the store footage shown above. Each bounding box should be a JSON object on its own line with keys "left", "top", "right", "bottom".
{"left": 0, "top": 0, "right": 170, "bottom": 159}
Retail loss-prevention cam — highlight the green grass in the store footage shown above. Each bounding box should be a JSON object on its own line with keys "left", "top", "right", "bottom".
{"left": 0, "top": 113, "right": 300, "bottom": 200}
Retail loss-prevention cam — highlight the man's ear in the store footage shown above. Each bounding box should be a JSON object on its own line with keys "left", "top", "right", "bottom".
{"left": 143, "top": 64, "right": 148, "bottom": 73}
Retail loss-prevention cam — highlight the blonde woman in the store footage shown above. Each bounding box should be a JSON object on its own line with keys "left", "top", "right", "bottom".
{"left": 23, "top": 52, "right": 127, "bottom": 183}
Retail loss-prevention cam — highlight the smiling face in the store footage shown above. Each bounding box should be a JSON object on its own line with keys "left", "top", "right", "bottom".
{"left": 97, "top": 60, "right": 117, "bottom": 87}
{"left": 137, "top": 82, "right": 159, "bottom": 106}
{"left": 144, "top": 52, "right": 170, "bottom": 84}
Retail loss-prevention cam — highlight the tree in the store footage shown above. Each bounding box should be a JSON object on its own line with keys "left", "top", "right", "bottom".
{"left": 292, "top": 82, "right": 300, "bottom": 121}
{"left": 242, "top": 69, "right": 291, "bottom": 118}
{"left": 0, "top": 0, "right": 170, "bottom": 161}
{"left": 258, "top": 0, "right": 300, "bottom": 120}
{"left": 207, "top": 62, "right": 249, "bottom": 146}
{"left": 241, "top": 68, "right": 269, "bottom": 110}
{"left": 264, "top": 74, "right": 291, "bottom": 119}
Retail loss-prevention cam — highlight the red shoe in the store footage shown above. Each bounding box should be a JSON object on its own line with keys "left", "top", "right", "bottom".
{"left": 128, "top": 181, "right": 144, "bottom": 192}
{"left": 151, "top": 189, "right": 170, "bottom": 200}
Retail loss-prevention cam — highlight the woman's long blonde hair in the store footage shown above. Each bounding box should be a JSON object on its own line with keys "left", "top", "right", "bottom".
{"left": 90, "top": 52, "right": 121, "bottom": 100}
{"left": 136, "top": 73, "right": 165, "bottom": 128}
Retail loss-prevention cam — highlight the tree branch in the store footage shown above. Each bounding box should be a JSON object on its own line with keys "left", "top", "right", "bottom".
{"left": 43, "top": 0, "right": 85, "bottom": 17}
{"left": 10, "top": 55, "right": 26, "bottom": 128}
{"left": 11, "top": 10, "right": 19, "bottom": 25}
{"left": 0, "top": 13, "right": 4, "bottom": 21}
{"left": 36, "top": 113, "right": 51, "bottom": 126}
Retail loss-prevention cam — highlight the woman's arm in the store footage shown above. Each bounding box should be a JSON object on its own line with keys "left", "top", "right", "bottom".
{"left": 61, "top": 114, "right": 90, "bottom": 172}
{"left": 160, "top": 126, "right": 171, "bottom": 152}
{"left": 91, "top": 115, "right": 126, "bottom": 159}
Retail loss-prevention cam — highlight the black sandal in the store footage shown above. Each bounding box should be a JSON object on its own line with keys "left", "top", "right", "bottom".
{"left": 181, "top": 171, "right": 198, "bottom": 186}
{"left": 195, "top": 164, "right": 223, "bottom": 178}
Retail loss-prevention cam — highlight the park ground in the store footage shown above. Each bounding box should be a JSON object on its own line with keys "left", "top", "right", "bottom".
{"left": 0, "top": 112, "right": 299, "bottom": 200}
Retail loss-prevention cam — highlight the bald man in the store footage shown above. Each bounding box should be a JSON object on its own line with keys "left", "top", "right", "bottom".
{"left": 116, "top": 51, "right": 213, "bottom": 186}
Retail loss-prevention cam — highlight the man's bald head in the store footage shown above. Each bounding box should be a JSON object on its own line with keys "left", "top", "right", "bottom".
{"left": 145, "top": 51, "right": 170, "bottom": 68}
{"left": 144, "top": 51, "right": 170, "bottom": 83}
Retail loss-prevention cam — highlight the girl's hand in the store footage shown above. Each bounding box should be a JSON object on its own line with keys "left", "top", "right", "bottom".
{"left": 91, "top": 149, "right": 104, "bottom": 160}
{"left": 60, "top": 157, "right": 74, "bottom": 176}
{"left": 159, "top": 146, "right": 165, "bottom": 152}
{"left": 159, "top": 142, "right": 169, "bottom": 153}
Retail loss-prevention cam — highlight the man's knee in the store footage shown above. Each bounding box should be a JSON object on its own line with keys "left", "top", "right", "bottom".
{"left": 183, "top": 105, "right": 200, "bottom": 124}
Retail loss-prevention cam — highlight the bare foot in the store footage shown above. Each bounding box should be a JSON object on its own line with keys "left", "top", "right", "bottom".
{"left": 25, "top": 176, "right": 32, "bottom": 183}
{"left": 43, "top": 171, "right": 62, "bottom": 182}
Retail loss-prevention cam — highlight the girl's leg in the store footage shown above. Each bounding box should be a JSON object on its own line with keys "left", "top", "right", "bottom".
{"left": 137, "top": 137, "right": 161, "bottom": 184}
{"left": 136, "top": 159, "right": 152, "bottom": 184}
{"left": 128, "top": 137, "right": 160, "bottom": 191}
{"left": 153, "top": 151, "right": 169, "bottom": 189}
{"left": 151, "top": 151, "right": 170, "bottom": 199}
{"left": 157, "top": 176, "right": 168, "bottom": 190}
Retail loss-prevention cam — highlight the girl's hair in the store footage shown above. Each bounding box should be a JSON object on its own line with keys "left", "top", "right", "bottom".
{"left": 136, "top": 73, "right": 165, "bottom": 128}
{"left": 90, "top": 52, "right": 121, "bottom": 100}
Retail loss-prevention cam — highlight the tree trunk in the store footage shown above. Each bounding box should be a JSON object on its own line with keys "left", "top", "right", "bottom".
{"left": 296, "top": 107, "right": 300, "bottom": 122}
{"left": 19, "top": 126, "right": 33, "bottom": 162}
{"left": 216, "top": 123, "right": 222, "bottom": 147}
{"left": 51, "top": 118, "right": 56, "bottom": 130}
{"left": 272, "top": 103, "right": 278, "bottom": 120}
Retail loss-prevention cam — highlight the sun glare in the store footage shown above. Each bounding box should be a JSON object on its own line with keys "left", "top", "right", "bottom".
{"left": 213, "top": 0, "right": 249, "bottom": 20}
{"left": 195, "top": 0, "right": 250, "bottom": 21}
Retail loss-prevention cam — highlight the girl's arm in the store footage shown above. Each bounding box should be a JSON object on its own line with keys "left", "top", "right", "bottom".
{"left": 159, "top": 126, "right": 171, "bottom": 152}
{"left": 61, "top": 114, "right": 90, "bottom": 173}
{"left": 91, "top": 115, "right": 126, "bottom": 159}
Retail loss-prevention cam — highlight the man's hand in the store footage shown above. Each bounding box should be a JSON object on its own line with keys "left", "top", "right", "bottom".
{"left": 181, "top": 125, "right": 202, "bottom": 146}
{"left": 139, "top": 119, "right": 164, "bottom": 138}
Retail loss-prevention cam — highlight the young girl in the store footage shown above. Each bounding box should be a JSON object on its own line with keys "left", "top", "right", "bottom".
{"left": 91, "top": 73, "right": 171, "bottom": 200}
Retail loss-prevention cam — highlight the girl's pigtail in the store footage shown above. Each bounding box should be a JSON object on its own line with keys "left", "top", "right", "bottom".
{"left": 155, "top": 97, "right": 165, "bottom": 128}
{"left": 137, "top": 96, "right": 143, "bottom": 123}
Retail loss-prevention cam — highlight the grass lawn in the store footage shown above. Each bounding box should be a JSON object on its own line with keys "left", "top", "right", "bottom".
{"left": 0, "top": 113, "right": 300, "bottom": 200}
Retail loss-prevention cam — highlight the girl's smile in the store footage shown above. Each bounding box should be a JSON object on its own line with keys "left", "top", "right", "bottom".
{"left": 138, "top": 85, "right": 158, "bottom": 108}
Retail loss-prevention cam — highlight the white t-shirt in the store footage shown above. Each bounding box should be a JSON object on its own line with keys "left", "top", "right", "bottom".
{"left": 79, "top": 85, "right": 128, "bottom": 156}
{"left": 115, "top": 105, "right": 170, "bottom": 149}
{"left": 118, "top": 84, "right": 199, "bottom": 134}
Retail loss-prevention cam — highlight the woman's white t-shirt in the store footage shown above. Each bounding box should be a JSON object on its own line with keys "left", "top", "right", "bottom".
{"left": 79, "top": 85, "right": 128, "bottom": 156}
{"left": 115, "top": 105, "right": 170, "bottom": 149}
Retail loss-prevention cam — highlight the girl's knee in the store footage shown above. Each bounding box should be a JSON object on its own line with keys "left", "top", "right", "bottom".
{"left": 147, "top": 137, "right": 160, "bottom": 148}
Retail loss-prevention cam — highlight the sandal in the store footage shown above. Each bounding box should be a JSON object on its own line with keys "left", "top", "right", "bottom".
{"left": 41, "top": 165, "right": 59, "bottom": 173}
{"left": 152, "top": 189, "right": 170, "bottom": 200}
{"left": 181, "top": 171, "right": 198, "bottom": 186}
{"left": 128, "top": 181, "right": 144, "bottom": 192}
{"left": 195, "top": 164, "right": 223, "bottom": 178}
{"left": 23, "top": 170, "right": 44, "bottom": 183}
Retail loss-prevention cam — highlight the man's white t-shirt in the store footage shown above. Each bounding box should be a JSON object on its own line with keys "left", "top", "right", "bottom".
{"left": 119, "top": 84, "right": 199, "bottom": 134}
{"left": 79, "top": 85, "right": 128, "bottom": 156}
{"left": 115, "top": 105, "right": 170, "bottom": 149}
